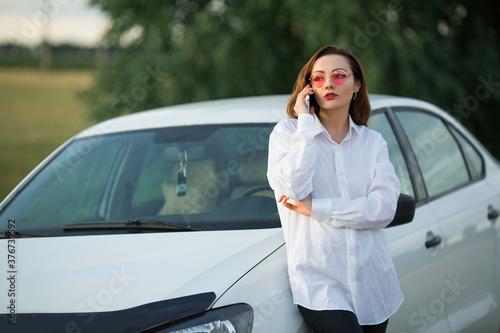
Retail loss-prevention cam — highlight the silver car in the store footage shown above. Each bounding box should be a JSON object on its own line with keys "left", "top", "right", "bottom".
{"left": 0, "top": 95, "right": 499, "bottom": 332}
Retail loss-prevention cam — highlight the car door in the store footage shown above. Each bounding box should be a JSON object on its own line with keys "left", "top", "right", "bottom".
{"left": 394, "top": 108, "right": 500, "bottom": 333}
{"left": 368, "top": 110, "right": 451, "bottom": 333}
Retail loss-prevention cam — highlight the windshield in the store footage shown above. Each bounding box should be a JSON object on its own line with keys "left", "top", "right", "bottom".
{"left": 0, "top": 124, "right": 279, "bottom": 236}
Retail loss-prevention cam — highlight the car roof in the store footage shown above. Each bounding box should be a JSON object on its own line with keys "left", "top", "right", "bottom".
{"left": 75, "top": 94, "right": 446, "bottom": 138}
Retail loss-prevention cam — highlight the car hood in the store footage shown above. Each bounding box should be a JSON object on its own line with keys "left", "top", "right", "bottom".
{"left": 2, "top": 228, "right": 284, "bottom": 314}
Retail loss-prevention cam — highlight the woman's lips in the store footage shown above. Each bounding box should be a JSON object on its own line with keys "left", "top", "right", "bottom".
{"left": 324, "top": 92, "right": 337, "bottom": 100}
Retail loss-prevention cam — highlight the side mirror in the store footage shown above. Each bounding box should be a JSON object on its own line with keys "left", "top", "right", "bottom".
{"left": 386, "top": 194, "right": 416, "bottom": 228}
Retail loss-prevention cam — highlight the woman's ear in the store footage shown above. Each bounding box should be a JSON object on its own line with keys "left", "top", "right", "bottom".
{"left": 354, "top": 80, "right": 361, "bottom": 93}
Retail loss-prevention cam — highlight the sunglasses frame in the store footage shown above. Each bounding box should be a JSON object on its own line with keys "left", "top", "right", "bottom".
{"left": 309, "top": 69, "right": 352, "bottom": 88}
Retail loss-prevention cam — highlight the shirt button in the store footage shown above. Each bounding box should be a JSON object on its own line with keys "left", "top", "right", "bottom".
{"left": 349, "top": 251, "right": 353, "bottom": 256}
{"left": 336, "top": 147, "right": 340, "bottom": 152}
{"left": 339, "top": 172, "right": 343, "bottom": 176}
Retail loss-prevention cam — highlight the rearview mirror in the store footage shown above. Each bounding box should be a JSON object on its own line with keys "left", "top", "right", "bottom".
{"left": 164, "top": 144, "right": 208, "bottom": 163}
{"left": 386, "top": 194, "right": 416, "bottom": 228}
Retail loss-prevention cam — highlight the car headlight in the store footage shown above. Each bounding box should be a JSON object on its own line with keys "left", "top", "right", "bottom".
{"left": 150, "top": 304, "right": 253, "bottom": 333}
{"left": 169, "top": 320, "right": 235, "bottom": 333}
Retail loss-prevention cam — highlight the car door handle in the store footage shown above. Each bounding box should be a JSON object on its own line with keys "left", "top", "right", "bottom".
{"left": 425, "top": 235, "right": 442, "bottom": 249}
{"left": 488, "top": 205, "right": 499, "bottom": 221}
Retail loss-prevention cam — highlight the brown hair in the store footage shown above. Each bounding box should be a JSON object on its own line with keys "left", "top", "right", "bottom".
{"left": 286, "top": 45, "right": 371, "bottom": 126}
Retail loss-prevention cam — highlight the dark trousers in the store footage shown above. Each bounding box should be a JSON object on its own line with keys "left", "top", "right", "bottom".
{"left": 298, "top": 305, "right": 389, "bottom": 333}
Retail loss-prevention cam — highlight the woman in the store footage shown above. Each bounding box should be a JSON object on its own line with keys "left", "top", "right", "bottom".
{"left": 267, "top": 45, "right": 403, "bottom": 333}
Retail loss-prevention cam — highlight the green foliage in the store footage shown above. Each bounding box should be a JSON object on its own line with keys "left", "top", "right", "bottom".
{"left": 82, "top": 0, "right": 500, "bottom": 158}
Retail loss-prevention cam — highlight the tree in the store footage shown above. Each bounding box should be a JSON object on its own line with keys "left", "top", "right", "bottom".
{"left": 82, "top": 0, "right": 500, "bottom": 158}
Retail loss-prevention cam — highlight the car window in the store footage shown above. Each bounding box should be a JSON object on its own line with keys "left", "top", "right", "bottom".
{"left": 449, "top": 126, "right": 484, "bottom": 180}
{"left": 0, "top": 124, "right": 279, "bottom": 236}
{"left": 1, "top": 133, "right": 150, "bottom": 234}
{"left": 368, "top": 112, "right": 414, "bottom": 197}
{"left": 17, "top": 140, "right": 121, "bottom": 229}
{"left": 395, "top": 110, "right": 470, "bottom": 198}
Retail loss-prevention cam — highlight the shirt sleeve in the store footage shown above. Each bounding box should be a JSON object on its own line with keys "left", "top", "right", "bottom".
{"left": 311, "top": 139, "right": 401, "bottom": 229}
{"left": 267, "top": 114, "right": 316, "bottom": 201}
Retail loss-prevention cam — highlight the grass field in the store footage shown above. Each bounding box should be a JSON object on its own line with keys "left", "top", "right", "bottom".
{"left": 0, "top": 68, "right": 96, "bottom": 201}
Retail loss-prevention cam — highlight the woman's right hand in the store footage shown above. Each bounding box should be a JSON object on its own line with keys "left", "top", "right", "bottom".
{"left": 294, "top": 85, "right": 314, "bottom": 116}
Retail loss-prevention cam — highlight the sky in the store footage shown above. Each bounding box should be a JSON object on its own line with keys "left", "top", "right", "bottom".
{"left": 0, "top": 0, "right": 109, "bottom": 46}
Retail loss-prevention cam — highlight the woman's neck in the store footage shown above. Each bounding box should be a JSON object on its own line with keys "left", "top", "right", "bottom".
{"left": 318, "top": 109, "right": 350, "bottom": 144}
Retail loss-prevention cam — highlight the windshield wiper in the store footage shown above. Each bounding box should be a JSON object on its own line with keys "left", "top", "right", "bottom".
{"left": 0, "top": 231, "right": 48, "bottom": 238}
{"left": 61, "top": 219, "right": 198, "bottom": 232}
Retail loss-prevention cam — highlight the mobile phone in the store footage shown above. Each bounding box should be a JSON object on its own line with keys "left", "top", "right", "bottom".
{"left": 306, "top": 95, "right": 310, "bottom": 113}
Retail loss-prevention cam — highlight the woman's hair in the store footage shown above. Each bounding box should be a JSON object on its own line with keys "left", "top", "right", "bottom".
{"left": 286, "top": 45, "right": 371, "bottom": 126}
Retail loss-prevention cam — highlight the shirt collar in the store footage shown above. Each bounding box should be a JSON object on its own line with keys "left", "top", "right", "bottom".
{"left": 313, "top": 113, "right": 361, "bottom": 139}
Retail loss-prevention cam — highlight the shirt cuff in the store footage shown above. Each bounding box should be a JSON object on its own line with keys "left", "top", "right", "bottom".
{"left": 295, "top": 114, "right": 315, "bottom": 145}
{"left": 297, "top": 113, "right": 315, "bottom": 133}
{"left": 311, "top": 198, "right": 332, "bottom": 222}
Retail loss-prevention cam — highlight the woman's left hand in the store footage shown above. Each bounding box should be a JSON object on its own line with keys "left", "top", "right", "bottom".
{"left": 278, "top": 194, "right": 312, "bottom": 216}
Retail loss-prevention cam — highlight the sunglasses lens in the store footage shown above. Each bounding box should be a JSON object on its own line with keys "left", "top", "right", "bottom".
{"left": 311, "top": 71, "right": 349, "bottom": 87}
{"left": 310, "top": 73, "right": 325, "bottom": 88}
{"left": 333, "top": 70, "right": 348, "bottom": 85}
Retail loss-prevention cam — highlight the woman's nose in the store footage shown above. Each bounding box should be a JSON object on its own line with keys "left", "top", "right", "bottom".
{"left": 324, "top": 75, "right": 335, "bottom": 87}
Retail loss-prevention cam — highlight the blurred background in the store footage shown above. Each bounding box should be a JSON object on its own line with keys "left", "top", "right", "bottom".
{"left": 0, "top": 0, "right": 499, "bottom": 200}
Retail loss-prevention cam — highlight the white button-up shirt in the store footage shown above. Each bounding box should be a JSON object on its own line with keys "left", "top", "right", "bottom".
{"left": 267, "top": 113, "right": 404, "bottom": 325}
